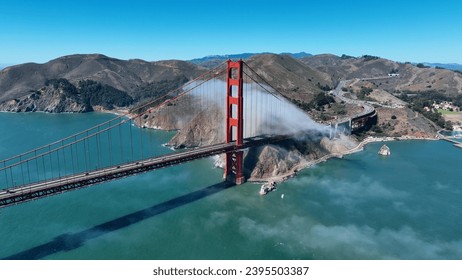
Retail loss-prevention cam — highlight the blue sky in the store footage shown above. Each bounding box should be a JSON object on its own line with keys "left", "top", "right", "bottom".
{"left": 1, "top": 0, "right": 461, "bottom": 64}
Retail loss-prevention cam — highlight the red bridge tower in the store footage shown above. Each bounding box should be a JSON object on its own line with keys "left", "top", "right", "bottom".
{"left": 224, "top": 60, "right": 245, "bottom": 184}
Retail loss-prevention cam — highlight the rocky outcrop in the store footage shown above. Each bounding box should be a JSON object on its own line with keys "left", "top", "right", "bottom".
{"left": 136, "top": 94, "right": 226, "bottom": 148}
{"left": 0, "top": 78, "right": 135, "bottom": 113}
{"left": 167, "top": 106, "right": 224, "bottom": 148}
{"left": 243, "top": 134, "right": 330, "bottom": 181}
{"left": 320, "top": 134, "right": 358, "bottom": 154}
{"left": 238, "top": 133, "right": 358, "bottom": 182}
{"left": 136, "top": 95, "right": 200, "bottom": 131}
{"left": 378, "top": 144, "right": 391, "bottom": 156}
{"left": 0, "top": 85, "right": 89, "bottom": 113}
{"left": 247, "top": 144, "right": 310, "bottom": 180}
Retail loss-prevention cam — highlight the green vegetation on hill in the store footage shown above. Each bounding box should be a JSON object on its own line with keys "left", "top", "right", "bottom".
{"left": 311, "top": 92, "right": 335, "bottom": 108}
{"left": 340, "top": 54, "right": 355, "bottom": 60}
{"left": 362, "top": 55, "right": 380, "bottom": 61}
{"left": 45, "top": 78, "right": 134, "bottom": 110}
{"left": 416, "top": 63, "right": 431, "bottom": 69}
{"left": 292, "top": 92, "right": 335, "bottom": 112}
{"left": 130, "top": 76, "right": 190, "bottom": 114}
{"left": 78, "top": 80, "right": 133, "bottom": 110}
{"left": 43, "top": 76, "right": 191, "bottom": 112}
{"left": 357, "top": 87, "right": 373, "bottom": 100}
{"left": 399, "top": 90, "right": 458, "bottom": 130}
{"left": 438, "top": 109, "right": 461, "bottom": 115}
{"left": 291, "top": 92, "right": 338, "bottom": 122}
{"left": 132, "top": 76, "right": 189, "bottom": 102}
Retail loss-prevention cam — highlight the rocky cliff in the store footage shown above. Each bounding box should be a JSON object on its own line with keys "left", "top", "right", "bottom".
{"left": 167, "top": 106, "right": 225, "bottom": 148}
{"left": 0, "top": 84, "right": 89, "bottom": 113}
{"left": 0, "top": 78, "right": 135, "bottom": 113}
{"left": 245, "top": 136, "right": 326, "bottom": 181}
{"left": 244, "top": 133, "right": 358, "bottom": 181}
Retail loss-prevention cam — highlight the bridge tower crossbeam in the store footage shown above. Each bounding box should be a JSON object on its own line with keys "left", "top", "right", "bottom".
{"left": 224, "top": 60, "right": 245, "bottom": 185}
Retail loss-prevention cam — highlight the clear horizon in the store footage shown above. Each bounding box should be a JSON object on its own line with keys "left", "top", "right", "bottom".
{"left": 1, "top": 52, "right": 462, "bottom": 68}
{"left": 1, "top": 0, "right": 462, "bottom": 65}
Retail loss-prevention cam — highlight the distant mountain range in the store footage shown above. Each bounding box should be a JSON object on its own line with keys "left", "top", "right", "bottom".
{"left": 3, "top": 54, "right": 461, "bottom": 72}
{"left": 190, "top": 52, "right": 312, "bottom": 63}
{"left": 422, "top": 63, "right": 462, "bottom": 71}
{"left": 189, "top": 52, "right": 312, "bottom": 68}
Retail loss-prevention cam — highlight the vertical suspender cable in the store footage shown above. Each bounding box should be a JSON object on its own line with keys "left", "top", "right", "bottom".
{"left": 72, "top": 136, "right": 77, "bottom": 174}
{"left": 4, "top": 161, "right": 8, "bottom": 188}
{"left": 118, "top": 122, "right": 124, "bottom": 163}
{"left": 42, "top": 154, "right": 46, "bottom": 181}
{"left": 96, "top": 128, "right": 101, "bottom": 170}
{"left": 108, "top": 121, "right": 113, "bottom": 166}
{"left": 9, "top": 166, "right": 14, "bottom": 187}
{"left": 268, "top": 86, "right": 271, "bottom": 134}
{"left": 139, "top": 115, "right": 144, "bottom": 160}
{"left": 27, "top": 160, "right": 31, "bottom": 184}
{"left": 83, "top": 131, "right": 88, "bottom": 172}
{"left": 20, "top": 155, "right": 25, "bottom": 185}
{"left": 261, "top": 83, "right": 265, "bottom": 135}
{"left": 129, "top": 119, "right": 134, "bottom": 162}
{"left": 61, "top": 140, "right": 66, "bottom": 176}
{"left": 34, "top": 150, "right": 39, "bottom": 182}
{"left": 57, "top": 150, "right": 61, "bottom": 178}
{"left": 48, "top": 145, "right": 54, "bottom": 180}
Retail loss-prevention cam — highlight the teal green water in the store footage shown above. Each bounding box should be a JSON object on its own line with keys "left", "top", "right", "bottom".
{"left": 0, "top": 112, "right": 461, "bottom": 259}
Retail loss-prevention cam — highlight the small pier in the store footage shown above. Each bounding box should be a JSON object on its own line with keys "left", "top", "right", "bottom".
{"left": 440, "top": 135, "right": 462, "bottom": 148}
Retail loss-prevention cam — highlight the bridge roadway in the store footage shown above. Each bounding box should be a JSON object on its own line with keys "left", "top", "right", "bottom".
{"left": 0, "top": 134, "right": 289, "bottom": 208}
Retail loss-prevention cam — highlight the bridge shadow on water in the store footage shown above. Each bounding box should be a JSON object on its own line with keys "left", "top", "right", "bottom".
{"left": 3, "top": 181, "right": 234, "bottom": 260}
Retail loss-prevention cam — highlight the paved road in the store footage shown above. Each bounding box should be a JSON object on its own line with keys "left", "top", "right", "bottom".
{"left": 330, "top": 80, "right": 375, "bottom": 124}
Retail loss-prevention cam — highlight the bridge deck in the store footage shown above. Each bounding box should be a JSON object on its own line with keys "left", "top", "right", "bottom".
{"left": 0, "top": 135, "right": 288, "bottom": 208}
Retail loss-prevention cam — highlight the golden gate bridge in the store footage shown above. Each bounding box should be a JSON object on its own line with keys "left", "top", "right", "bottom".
{"left": 0, "top": 60, "right": 309, "bottom": 208}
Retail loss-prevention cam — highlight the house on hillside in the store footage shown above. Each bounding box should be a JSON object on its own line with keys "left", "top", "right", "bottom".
{"left": 433, "top": 101, "right": 460, "bottom": 112}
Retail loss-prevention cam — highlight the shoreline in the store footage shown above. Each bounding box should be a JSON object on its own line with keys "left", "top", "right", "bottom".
{"left": 249, "top": 134, "right": 439, "bottom": 184}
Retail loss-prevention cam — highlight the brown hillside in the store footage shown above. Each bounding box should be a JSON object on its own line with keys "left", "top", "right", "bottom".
{"left": 245, "top": 54, "right": 333, "bottom": 103}
{"left": 301, "top": 54, "right": 462, "bottom": 96}
{"left": 0, "top": 54, "right": 205, "bottom": 102}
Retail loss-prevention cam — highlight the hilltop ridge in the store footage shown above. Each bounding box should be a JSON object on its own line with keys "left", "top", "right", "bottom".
{"left": 301, "top": 54, "right": 462, "bottom": 95}
{"left": 0, "top": 54, "right": 204, "bottom": 103}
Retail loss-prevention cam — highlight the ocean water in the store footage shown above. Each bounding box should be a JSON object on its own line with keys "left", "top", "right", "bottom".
{"left": 0, "top": 112, "right": 461, "bottom": 259}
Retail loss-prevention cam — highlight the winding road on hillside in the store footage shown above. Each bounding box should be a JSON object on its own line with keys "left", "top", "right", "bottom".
{"left": 330, "top": 80, "right": 375, "bottom": 124}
